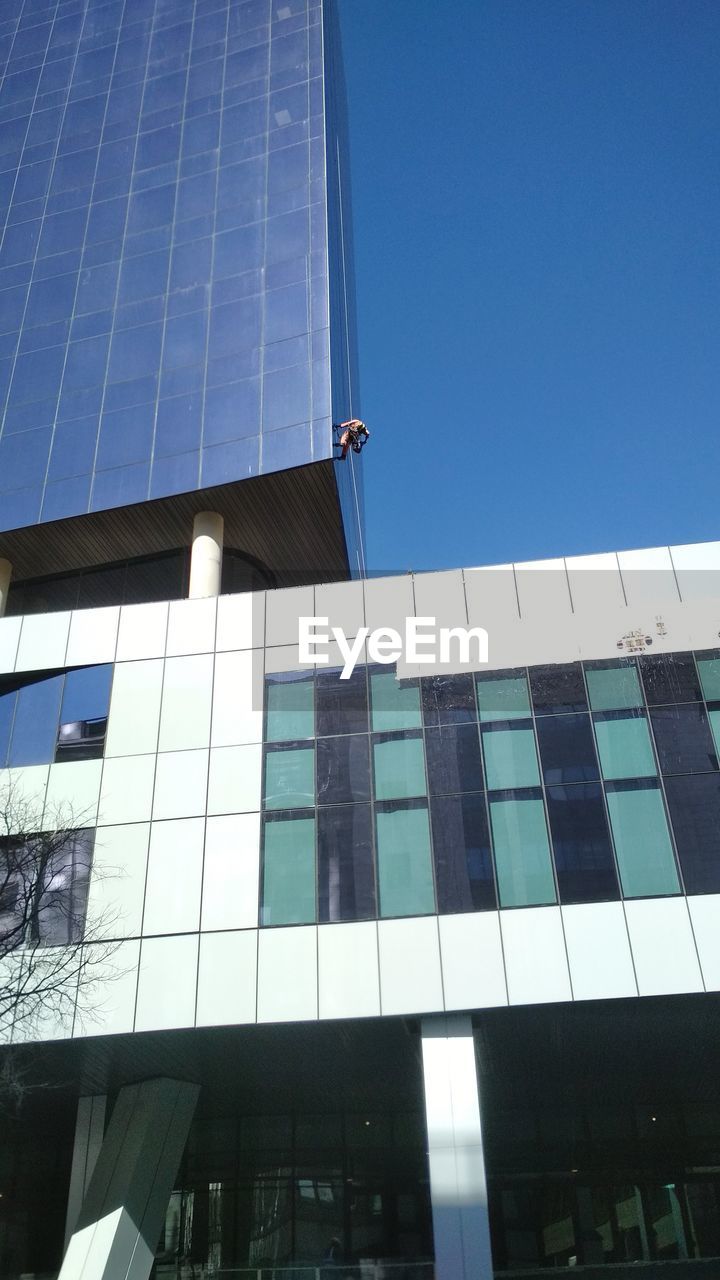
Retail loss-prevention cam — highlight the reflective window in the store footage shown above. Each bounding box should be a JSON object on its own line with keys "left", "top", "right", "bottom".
{"left": 266, "top": 673, "right": 314, "bottom": 742}
{"left": 649, "top": 704, "right": 718, "bottom": 775}
{"left": 546, "top": 783, "right": 619, "bottom": 903}
{"left": 264, "top": 744, "right": 315, "bottom": 810}
{"left": 317, "top": 735, "right": 370, "bottom": 806}
{"left": 261, "top": 812, "right": 316, "bottom": 926}
{"left": 7, "top": 674, "right": 63, "bottom": 767}
{"left": 421, "top": 672, "right": 476, "bottom": 727}
{"left": 530, "top": 663, "right": 588, "bottom": 715}
{"left": 489, "top": 794, "right": 556, "bottom": 908}
{"left": 373, "top": 733, "right": 426, "bottom": 801}
{"left": 425, "top": 723, "right": 483, "bottom": 795}
{"left": 376, "top": 801, "right": 435, "bottom": 917}
{"left": 0, "top": 829, "right": 94, "bottom": 947}
{"left": 664, "top": 774, "right": 720, "bottom": 894}
{"left": 639, "top": 652, "right": 702, "bottom": 705}
{"left": 56, "top": 664, "right": 112, "bottom": 762}
{"left": 431, "top": 793, "right": 495, "bottom": 913}
{"left": 316, "top": 666, "right": 367, "bottom": 736}
{"left": 476, "top": 673, "right": 531, "bottom": 722}
{"left": 697, "top": 652, "right": 720, "bottom": 702}
{"left": 605, "top": 781, "right": 680, "bottom": 897}
{"left": 536, "top": 713, "right": 599, "bottom": 784}
{"left": 317, "top": 804, "right": 375, "bottom": 922}
{"left": 482, "top": 724, "right": 540, "bottom": 790}
{"left": 370, "top": 672, "right": 421, "bottom": 732}
{"left": 585, "top": 661, "right": 643, "bottom": 712}
{"left": 593, "top": 711, "right": 657, "bottom": 780}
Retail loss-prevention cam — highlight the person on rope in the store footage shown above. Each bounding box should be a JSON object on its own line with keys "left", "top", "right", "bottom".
{"left": 337, "top": 418, "right": 370, "bottom": 458}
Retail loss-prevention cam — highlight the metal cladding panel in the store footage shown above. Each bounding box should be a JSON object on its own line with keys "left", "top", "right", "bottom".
{"left": 0, "top": 0, "right": 365, "bottom": 569}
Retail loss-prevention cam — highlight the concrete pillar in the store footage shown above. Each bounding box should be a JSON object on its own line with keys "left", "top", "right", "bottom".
{"left": 64, "top": 1095, "right": 107, "bottom": 1249}
{"left": 0, "top": 558, "right": 11, "bottom": 618}
{"left": 188, "top": 510, "right": 223, "bottom": 599}
{"left": 59, "top": 1076, "right": 199, "bottom": 1280}
{"left": 421, "top": 1014, "right": 493, "bottom": 1280}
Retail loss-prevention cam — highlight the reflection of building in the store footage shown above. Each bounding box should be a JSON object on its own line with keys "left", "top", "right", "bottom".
{"left": 1, "top": 4, "right": 720, "bottom": 1280}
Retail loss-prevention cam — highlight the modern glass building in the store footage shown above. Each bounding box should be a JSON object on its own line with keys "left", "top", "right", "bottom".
{"left": 2, "top": 5, "right": 720, "bottom": 1280}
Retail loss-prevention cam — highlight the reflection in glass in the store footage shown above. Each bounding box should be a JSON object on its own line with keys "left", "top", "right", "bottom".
{"left": 376, "top": 801, "right": 435, "bottom": 917}
{"left": 8, "top": 674, "right": 63, "bottom": 767}
{"left": 261, "top": 813, "right": 315, "bottom": 925}
{"left": 318, "top": 804, "right": 375, "bottom": 922}
{"left": 56, "top": 664, "right": 112, "bottom": 762}
{"left": 431, "top": 793, "right": 495, "bottom": 912}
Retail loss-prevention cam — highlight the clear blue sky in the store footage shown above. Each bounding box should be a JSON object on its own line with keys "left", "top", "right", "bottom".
{"left": 338, "top": 0, "right": 720, "bottom": 574}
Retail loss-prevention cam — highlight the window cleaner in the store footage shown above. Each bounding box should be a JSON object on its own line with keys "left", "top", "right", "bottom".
{"left": 335, "top": 418, "right": 370, "bottom": 459}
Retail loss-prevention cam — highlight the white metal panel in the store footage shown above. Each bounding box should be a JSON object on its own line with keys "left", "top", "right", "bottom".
{"left": 687, "top": 895, "right": 720, "bottom": 990}
{"left": 73, "top": 939, "right": 140, "bottom": 1037}
{"left": 15, "top": 610, "right": 70, "bottom": 671}
{"left": 0, "top": 616, "right": 21, "bottom": 673}
{"left": 216, "top": 591, "right": 264, "bottom": 651}
{"left": 116, "top": 601, "right": 169, "bottom": 661}
{"left": 152, "top": 749, "right": 209, "bottom": 820}
{"left": 514, "top": 558, "right": 572, "bottom": 619}
{"left": 201, "top": 812, "right": 260, "bottom": 931}
{"left": 1, "top": 765, "right": 50, "bottom": 826}
{"left": 565, "top": 551, "right": 625, "bottom": 613}
{"left": 165, "top": 596, "right": 217, "bottom": 656}
{"left": 207, "top": 744, "right": 262, "bottom": 816}
{"left": 413, "top": 570, "right": 468, "bottom": 630}
{"left": 256, "top": 926, "right": 318, "bottom": 1022}
{"left": 142, "top": 817, "right": 204, "bottom": 936}
{"left": 438, "top": 912, "right": 508, "bottom": 1010}
{"left": 45, "top": 759, "right": 102, "bottom": 827}
{"left": 314, "top": 579, "right": 366, "bottom": 638}
{"left": 500, "top": 906, "right": 572, "bottom": 1005}
{"left": 158, "top": 653, "right": 214, "bottom": 752}
{"left": 378, "top": 917, "right": 444, "bottom": 1016}
{"left": 211, "top": 648, "right": 263, "bottom": 746}
{"left": 105, "top": 659, "right": 164, "bottom": 758}
{"left": 135, "top": 934, "right": 199, "bottom": 1031}
{"left": 624, "top": 898, "right": 704, "bottom": 996}
{"left": 265, "top": 584, "right": 314, "bottom": 647}
{"left": 86, "top": 822, "right": 150, "bottom": 939}
{"left": 65, "top": 606, "right": 119, "bottom": 667}
{"left": 671, "top": 541, "right": 720, "bottom": 601}
{"left": 98, "top": 755, "right": 156, "bottom": 826}
{"left": 364, "top": 573, "right": 415, "bottom": 635}
{"left": 318, "top": 921, "right": 380, "bottom": 1019}
{"left": 196, "top": 930, "right": 257, "bottom": 1026}
{"left": 618, "top": 546, "right": 679, "bottom": 606}
{"left": 562, "top": 902, "right": 637, "bottom": 1000}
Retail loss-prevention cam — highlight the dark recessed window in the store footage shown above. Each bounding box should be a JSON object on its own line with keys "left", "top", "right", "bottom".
{"left": 639, "top": 652, "right": 702, "bottom": 705}
{"left": 317, "top": 735, "right": 370, "bottom": 806}
{"left": 649, "top": 704, "right": 718, "bottom": 776}
{"left": 536, "top": 714, "right": 599, "bottom": 785}
{"left": 425, "top": 723, "right": 483, "bottom": 795}
{"left": 529, "top": 663, "right": 588, "bottom": 716}
{"left": 545, "top": 784, "right": 619, "bottom": 903}
{"left": 664, "top": 774, "right": 720, "bottom": 894}
{"left": 318, "top": 804, "right": 375, "bottom": 922}
{"left": 430, "top": 792, "right": 495, "bottom": 913}
{"left": 421, "top": 672, "right": 476, "bottom": 728}
{"left": 316, "top": 665, "right": 368, "bottom": 737}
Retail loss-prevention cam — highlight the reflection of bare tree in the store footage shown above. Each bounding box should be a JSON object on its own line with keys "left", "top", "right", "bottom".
{"left": 0, "top": 779, "right": 120, "bottom": 1097}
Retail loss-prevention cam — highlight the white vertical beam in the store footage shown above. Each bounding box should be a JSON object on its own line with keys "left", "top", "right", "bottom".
{"left": 189, "top": 511, "right": 224, "bottom": 599}
{"left": 0, "top": 558, "right": 11, "bottom": 618}
{"left": 59, "top": 1076, "right": 199, "bottom": 1280}
{"left": 64, "top": 1095, "right": 107, "bottom": 1249}
{"left": 421, "top": 1014, "right": 493, "bottom": 1280}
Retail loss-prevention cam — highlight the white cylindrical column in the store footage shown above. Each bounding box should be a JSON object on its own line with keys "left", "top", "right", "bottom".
{"left": 421, "top": 1014, "right": 494, "bottom": 1280}
{"left": 0, "top": 558, "right": 11, "bottom": 618}
{"left": 188, "top": 511, "right": 224, "bottom": 599}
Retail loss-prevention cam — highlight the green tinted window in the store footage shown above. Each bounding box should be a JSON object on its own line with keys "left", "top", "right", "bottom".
{"left": 373, "top": 736, "right": 427, "bottom": 800}
{"left": 370, "top": 672, "right": 422, "bottom": 732}
{"left": 606, "top": 785, "right": 680, "bottom": 897}
{"left": 483, "top": 726, "right": 540, "bottom": 790}
{"left": 376, "top": 804, "right": 435, "bottom": 917}
{"left": 593, "top": 714, "right": 657, "bottom": 780}
{"left": 476, "top": 675, "right": 531, "bottom": 722}
{"left": 266, "top": 675, "right": 314, "bottom": 742}
{"left": 697, "top": 656, "right": 720, "bottom": 702}
{"left": 264, "top": 746, "right": 315, "bottom": 809}
{"left": 261, "top": 815, "right": 315, "bottom": 925}
{"left": 489, "top": 796, "right": 556, "bottom": 907}
{"left": 709, "top": 708, "right": 720, "bottom": 759}
{"left": 585, "top": 664, "right": 643, "bottom": 711}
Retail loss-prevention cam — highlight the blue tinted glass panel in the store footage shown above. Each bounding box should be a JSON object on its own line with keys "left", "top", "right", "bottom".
{"left": 8, "top": 674, "right": 63, "bottom": 766}
{"left": 529, "top": 664, "right": 588, "bottom": 715}
{"left": 425, "top": 723, "right": 483, "bottom": 795}
{"left": 318, "top": 804, "right": 375, "bottom": 922}
{"left": 649, "top": 704, "right": 718, "bottom": 775}
{"left": 664, "top": 774, "right": 720, "bottom": 894}
{"left": 316, "top": 666, "right": 368, "bottom": 736}
{"left": 0, "top": 688, "right": 16, "bottom": 767}
{"left": 546, "top": 783, "right": 619, "bottom": 903}
{"left": 60, "top": 665, "right": 112, "bottom": 724}
{"left": 431, "top": 792, "right": 495, "bottom": 913}
{"left": 639, "top": 652, "right": 702, "bottom": 705}
{"left": 421, "top": 673, "right": 476, "bottom": 727}
{"left": 317, "top": 735, "right": 370, "bottom": 806}
{"left": 536, "top": 713, "right": 599, "bottom": 785}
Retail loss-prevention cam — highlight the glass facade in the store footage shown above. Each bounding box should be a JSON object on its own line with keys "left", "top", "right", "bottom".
{"left": 261, "top": 650, "right": 720, "bottom": 923}
{"left": 0, "top": 662, "right": 112, "bottom": 765}
{"left": 0, "top": 0, "right": 364, "bottom": 570}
